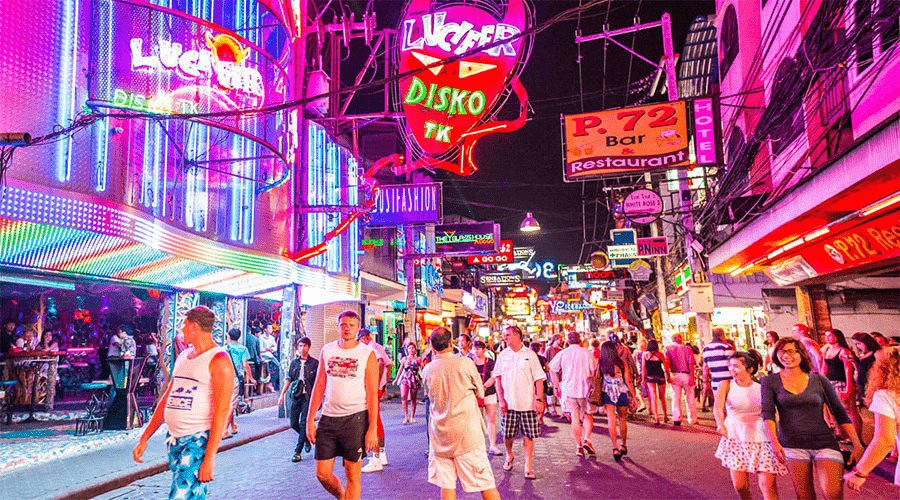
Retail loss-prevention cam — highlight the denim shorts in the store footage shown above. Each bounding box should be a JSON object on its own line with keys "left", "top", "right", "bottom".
{"left": 783, "top": 447, "right": 844, "bottom": 463}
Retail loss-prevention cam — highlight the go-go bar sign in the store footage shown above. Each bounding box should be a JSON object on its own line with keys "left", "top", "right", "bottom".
{"left": 623, "top": 189, "right": 663, "bottom": 224}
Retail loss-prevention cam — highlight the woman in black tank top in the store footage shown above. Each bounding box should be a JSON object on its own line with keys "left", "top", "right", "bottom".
{"left": 641, "top": 339, "right": 671, "bottom": 425}
{"left": 821, "top": 329, "right": 862, "bottom": 440}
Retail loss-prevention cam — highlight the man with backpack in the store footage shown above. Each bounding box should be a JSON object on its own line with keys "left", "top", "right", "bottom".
{"left": 224, "top": 329, "right": 255, "bottom": 438}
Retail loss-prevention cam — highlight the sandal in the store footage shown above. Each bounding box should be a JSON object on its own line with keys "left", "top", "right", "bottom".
{"left": 503, "top": 457, "right": 514, "bottom": 471}
{"left": 620, "top": 445, "right": 628, "bottom": 457}
{"left": 524, "top": 471, "right": 536, "bottom": 480}
{"left": 613, "top": 448, "right": 622, "bottom": 462}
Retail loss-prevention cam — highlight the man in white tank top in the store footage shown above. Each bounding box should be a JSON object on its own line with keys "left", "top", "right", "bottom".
{"left": 306, "top": 310, "right": 379, "bottom": 500}
{"left": 133, "top": 306, "right": 234, "bottom": 500}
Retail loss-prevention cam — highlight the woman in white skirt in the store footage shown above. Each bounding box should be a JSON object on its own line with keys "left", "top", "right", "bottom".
{"left": 715, "top": 351, "right": 787, "bottom": 500}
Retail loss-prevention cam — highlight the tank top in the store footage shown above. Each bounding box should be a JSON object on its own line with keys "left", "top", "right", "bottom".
{"left": 645, "top": 355, "right": 665, "bottom": 379}
{"left": 824, "top": 354, "right": 846, "bottom": 383}
{"left": 321, "top": 340, "right": 373, "bottom": 417}
{"left": 164, "top": 346, "right": 227, "bottom": 437}
{"left": 723, "top": 380, "right": 769, "bottom": 442}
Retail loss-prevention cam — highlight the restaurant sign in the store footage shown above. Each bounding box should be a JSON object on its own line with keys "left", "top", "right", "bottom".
{"left": 434, "top": 222, "right": 500, "bottom": 256}
{"left": 766, "top": 209, "right": 900, "bottom": 285}
{"left": 367, "top": 183, "right": 443, "bottom": 226}
{"left": 562, "top": 101, "right": 690, "bottom": 180}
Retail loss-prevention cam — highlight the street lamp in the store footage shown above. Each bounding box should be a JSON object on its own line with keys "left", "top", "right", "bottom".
{"left": 520, "top": 212, "right": 541, "bottom": 232}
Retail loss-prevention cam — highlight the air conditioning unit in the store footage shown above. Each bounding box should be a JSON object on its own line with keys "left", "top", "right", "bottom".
{"left": 306, "top": 70, "right": 330, "bottom": 116}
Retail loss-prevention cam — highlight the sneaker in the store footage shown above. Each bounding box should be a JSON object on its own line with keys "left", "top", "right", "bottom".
{"left": 291, "top": 453, "right": 302, "bottom": 463}
{"left": 674, "top": 421, "right": 682, "bottom": 427}
{"left": 582, "top": 440, "right": 596, "bottom": 456}
{"left": 576, "top": 446, "right": 586, "bottom": 457}
{"left": 380, "top": 448, "right": 388, "bottom": 465}
{"left": 361, "top": 456, "right": 383, "bottom": 473}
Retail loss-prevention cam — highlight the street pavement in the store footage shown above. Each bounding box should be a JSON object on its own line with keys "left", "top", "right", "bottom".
{"left": 94, "top": 400, "right": 899, "bottom": 500}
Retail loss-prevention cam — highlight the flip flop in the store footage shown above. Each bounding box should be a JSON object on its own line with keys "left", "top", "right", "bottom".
{"left": 503, "top": 458, "right": 514, "bottom": 471}
{"left": 524, "top": 471, "right": 536, "bottom": 480}
{"left": 222, "top": 433, "right": 233, "bottom": 440}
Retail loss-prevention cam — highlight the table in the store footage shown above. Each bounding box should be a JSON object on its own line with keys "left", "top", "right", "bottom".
{"left": 103, "top": 356, "right": 147, "bottom": 430}
{"left": 0, "top": 351, "right": 65, "bottom": 422}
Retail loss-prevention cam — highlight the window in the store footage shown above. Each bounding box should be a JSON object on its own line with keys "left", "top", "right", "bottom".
{"left": 878, "top": 0, "right": 900, "bottom": 52}
{"left": 769, "top": 58, "right": 805, "bottom": 156}
{"left": 856, "top": 0, "right": 875, "bottom": 71}
{"left": 720, "top": 5, "right": 739, "bottom": 78}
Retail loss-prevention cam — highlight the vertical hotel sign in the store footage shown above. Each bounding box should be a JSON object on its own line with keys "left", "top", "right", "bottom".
{"left": 562, "top": 101, "right": 690, "bottom": 180}
{"left": 693, "top": 98, "right": 720, "bottom": 165}
{"left": 393, "top": 0, "right": 534, "bottom": 176}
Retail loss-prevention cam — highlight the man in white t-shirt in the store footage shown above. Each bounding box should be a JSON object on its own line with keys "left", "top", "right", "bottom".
{"left": 494, "top": 325, "right": 546, "bottom": 480}
{"left": 306, "top": 311, "right": 378, "bottom": 500}
{"left": 548, "top": 331, "right": 598, "bottom": 457}
{"left": 133, "top": 307, "right": 234, "bottom": 499}
{"left": 357, "top": 328, "right": 393, "bottom": 472}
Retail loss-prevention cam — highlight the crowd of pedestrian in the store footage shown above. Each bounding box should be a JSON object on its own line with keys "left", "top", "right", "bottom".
{"left": 130, "top": 312, "right": 899, "bottom": 500}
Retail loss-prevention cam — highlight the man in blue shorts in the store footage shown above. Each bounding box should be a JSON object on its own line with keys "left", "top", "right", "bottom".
{"left": 133, "top": 306, "right": 234, "bottom": 499}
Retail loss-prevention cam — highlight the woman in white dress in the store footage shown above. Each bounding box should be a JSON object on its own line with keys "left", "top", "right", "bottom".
{"left": 714, "top": 351, "right": 787, "bottom": 500}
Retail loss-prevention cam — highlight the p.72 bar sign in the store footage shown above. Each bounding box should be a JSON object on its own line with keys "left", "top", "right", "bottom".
{"left": 562, "top": 101, "right": 690, "bottom": 180}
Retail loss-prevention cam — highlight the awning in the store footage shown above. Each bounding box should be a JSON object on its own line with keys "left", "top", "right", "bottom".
{"left": 710, "top": 117, "right": 900, "bottom": 283}
{"left": 360, "top": 271, "right": 406, "bottom": 304}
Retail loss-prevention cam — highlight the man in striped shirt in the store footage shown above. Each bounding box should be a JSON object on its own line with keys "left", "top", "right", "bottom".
{"left": 702, "top": 328, "right": 734, "bottom": 399}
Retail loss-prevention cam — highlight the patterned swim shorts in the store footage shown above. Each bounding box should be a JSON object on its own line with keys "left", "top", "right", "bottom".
{"left": 167, "top": 431, "right": 210, "bottom": 499}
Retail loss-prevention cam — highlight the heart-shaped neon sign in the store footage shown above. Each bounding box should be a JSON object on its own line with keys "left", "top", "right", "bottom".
{"left": 393, "top": 0, "right": 533, "bottom": 176}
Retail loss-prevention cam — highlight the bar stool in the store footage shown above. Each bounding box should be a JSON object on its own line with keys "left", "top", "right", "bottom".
{"left": 75, "top": 380, "right": 111, "bottom": 435}
{"left": 1, "top": 380, "right": 17, "bottom": 425}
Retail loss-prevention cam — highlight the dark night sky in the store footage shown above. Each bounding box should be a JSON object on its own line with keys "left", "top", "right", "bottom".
{"left": 343, "top": 0, "right": 715, "bottom": 266}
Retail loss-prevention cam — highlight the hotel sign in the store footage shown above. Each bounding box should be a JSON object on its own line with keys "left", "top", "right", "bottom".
{"left": 367, "top": 183, "right": 443, "bottom": 226}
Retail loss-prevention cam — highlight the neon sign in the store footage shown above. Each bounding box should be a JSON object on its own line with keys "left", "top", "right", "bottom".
{"left": 390, "top": 0, "right": 534, "bottom": 176}
{"left": 129, "top": 34, "right": 265, "bottom": 99}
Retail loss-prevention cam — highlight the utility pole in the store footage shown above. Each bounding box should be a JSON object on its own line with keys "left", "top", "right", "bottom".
{"left": 576, "top": 13, "right": 710, "bottom": 341}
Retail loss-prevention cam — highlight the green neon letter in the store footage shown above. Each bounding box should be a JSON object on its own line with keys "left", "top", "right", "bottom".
{"left": 404, "top": 77, "right": 427, "bottom": 105}
{"left": 467, "top": 91, "right": 486, "bottom": 115}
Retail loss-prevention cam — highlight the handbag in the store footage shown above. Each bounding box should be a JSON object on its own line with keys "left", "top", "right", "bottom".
{"left": 476, "top": 361, "right": 486, "bottom": 407}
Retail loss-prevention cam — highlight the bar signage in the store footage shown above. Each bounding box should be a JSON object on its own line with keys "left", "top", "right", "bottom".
{"left": 480, "top": 272, "right": 522, "bottom": 287}
{"left": 367, "top": 183, "right": 442, "bottom": 226}
{"left": 468, "top": 240, "right": 513, "bottom": 264}
{"left": 435, "top": 222, "right": 500, "bottom": 255}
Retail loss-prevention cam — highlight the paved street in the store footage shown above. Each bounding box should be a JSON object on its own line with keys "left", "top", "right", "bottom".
{"left": 96, "top": 399, "right": 898, "bottom": 500}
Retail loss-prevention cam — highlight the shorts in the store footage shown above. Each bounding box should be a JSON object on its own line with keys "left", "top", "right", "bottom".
{"left": 602, "top": 392, "right": 631, "bottom": 407}
{"left": 783, "top": 447, "right": 844, "bottom": 464}
{"left": 564, "top": 397, "right": 597, "bottom": 415}
{"left": 646, "top": 376, "right": 665, "bottom": 385}
{"left": 315, "top": 410, "right": 369, "bottom": 463}
{"left": 483, "top": 393, "right": 498, "bottom": 406}
{"left": 166, "top": 431, "right": 209, "bottom": 500}
{"left": 502, "top": 410, "right": 539, "bottom": 439}
{"left": 428, "top": 447, "right": 496, "bottom": 493}
{"left": 230, "top": 376, "right": 241, "bottom": 409}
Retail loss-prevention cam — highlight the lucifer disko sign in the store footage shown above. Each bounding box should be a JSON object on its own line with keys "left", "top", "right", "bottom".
{"left": 392, "top": 0, "right": 534, "bottom": 176}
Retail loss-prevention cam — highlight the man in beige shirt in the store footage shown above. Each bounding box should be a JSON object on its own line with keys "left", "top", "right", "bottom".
{"left": 422, "top": 327, "right": 500, "bottom": 500}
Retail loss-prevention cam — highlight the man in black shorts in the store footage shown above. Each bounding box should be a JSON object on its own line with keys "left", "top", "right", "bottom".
{"left": 306, "top": 311, "right": 379, "bottom": 500}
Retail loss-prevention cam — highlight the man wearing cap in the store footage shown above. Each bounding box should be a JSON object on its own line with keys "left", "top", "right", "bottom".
{"left": 356, "top": 328, "right": 392, "bottom": 472}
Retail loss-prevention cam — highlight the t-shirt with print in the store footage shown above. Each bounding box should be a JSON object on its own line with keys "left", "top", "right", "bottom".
{"left": 320, "top": 340, "right": 373, "bottom": 417}
{"left": 494, "top": 346, "right": 546, "bottom": 411}
{"left": 225, "top": 342, "right": 249, "bottom": 379}
{"left": 868, "top": 389, "right": 900, "bottom": 486}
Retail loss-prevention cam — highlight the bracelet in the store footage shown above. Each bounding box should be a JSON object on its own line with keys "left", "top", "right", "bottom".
{"left": 851, "top": 467, "right": 868, "bottom": 479}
